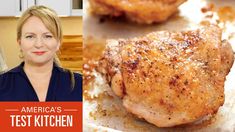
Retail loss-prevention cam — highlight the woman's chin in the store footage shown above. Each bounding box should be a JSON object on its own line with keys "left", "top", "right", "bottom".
{"left": 25, "top": 59, "right": 53, "bottom": 66}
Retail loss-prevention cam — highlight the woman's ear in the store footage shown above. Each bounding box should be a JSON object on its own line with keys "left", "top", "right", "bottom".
{"left": 17, "top": 39, "right": 21, "bottom": 45}
{"left": 56, "top": 41, "right": 61, "bottom": 51}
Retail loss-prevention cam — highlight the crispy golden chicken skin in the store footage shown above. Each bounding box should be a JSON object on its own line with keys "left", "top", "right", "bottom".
{"left": 88, "top": 0, "right": 187, "bottom": 24}
{"left": 98, "top": 25, "right": 234, "bottom": 127}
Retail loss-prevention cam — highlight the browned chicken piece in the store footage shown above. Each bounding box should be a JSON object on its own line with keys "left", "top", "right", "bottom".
{"left": 88, "top": 0, "right": 187, "bottom": 24}
{"left": 98, "top": 25, "right": 234, "bottom": 127}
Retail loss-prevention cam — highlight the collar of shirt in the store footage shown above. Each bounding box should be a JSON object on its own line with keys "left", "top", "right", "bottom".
{"left": 6, "top": 62, "right": 63, "bottom": 101}
{"left": 8, "top": 62, "right": 64, "bottom": 73}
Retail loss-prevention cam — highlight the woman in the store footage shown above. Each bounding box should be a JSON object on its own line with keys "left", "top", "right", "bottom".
{"left": 0, "top": 6, "right": 82, "bottom": 101}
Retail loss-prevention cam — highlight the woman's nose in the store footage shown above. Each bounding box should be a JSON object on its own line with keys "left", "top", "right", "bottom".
{"left": 34, "top": 37, "right": 44, "bottom": 48}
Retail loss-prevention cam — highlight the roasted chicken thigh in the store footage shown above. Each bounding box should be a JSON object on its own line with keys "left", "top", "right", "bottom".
{"left": 98, "top": 25, "right": 234, "bottom": 127}
{"left": 89, "top": 0, "right": 187, "bottom": 24}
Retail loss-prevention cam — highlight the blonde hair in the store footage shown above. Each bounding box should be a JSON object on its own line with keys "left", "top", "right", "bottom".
{"left": 17, "top": 5, "right": 62, "bottom": 42}
{"left": 17, "top": 5, "right": 75, "bottom": 90}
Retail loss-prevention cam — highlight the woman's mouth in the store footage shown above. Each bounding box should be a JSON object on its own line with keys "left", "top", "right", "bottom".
{"left": 32, "top": 51, "right": 47, "bottom": 55}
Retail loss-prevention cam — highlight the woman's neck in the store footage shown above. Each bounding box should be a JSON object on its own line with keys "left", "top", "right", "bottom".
{"left": 23, "top": 60, "right": 53, "bottom": 76}
{"left": 23, "top": 60, "right": 54, "bottom": 102}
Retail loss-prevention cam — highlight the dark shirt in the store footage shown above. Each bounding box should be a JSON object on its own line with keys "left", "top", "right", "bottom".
{"left": 0, "top": 62, "right": 82, "bottom": 101}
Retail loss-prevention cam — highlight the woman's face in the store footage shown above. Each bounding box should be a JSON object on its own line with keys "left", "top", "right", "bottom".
{"left": 18, "top": 16, "right": 60, "bottom": 65}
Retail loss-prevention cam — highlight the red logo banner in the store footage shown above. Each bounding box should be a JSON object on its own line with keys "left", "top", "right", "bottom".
{"left": 0, "top": 102, "right": 82, "bottom": 132}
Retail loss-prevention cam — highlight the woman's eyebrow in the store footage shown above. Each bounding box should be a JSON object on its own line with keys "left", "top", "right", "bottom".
{"left": 24, "top": 32, "right": 52, "bottom": 35}
{"left": 24, "top": 32, "right": 35, "bottom": 35}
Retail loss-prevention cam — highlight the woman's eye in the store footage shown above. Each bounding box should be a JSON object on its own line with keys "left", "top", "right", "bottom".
{"left": 26, "top": 35, "right": 33, "bottom": 39}
{"left": 45, "top": 35, "right": 53, "bottom": 38}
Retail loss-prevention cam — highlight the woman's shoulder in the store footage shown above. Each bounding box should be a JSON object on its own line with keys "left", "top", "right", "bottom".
{"left": 0, "top": 64, "right": 22, "bottom": 75}
{"left": 0, "top": 71, "right": 4, "bottom": 82}
{"left": 56, "top": 66, "right": 82, "bottom": 77}
{"left": 0, "top": 65, "right": 23, "bottom": 85}
{"left": 0, "top": 68, "right": 17, "bottom": 79}
{"left": 73, "top": 72, "right": 82, "bottom": 79}
{"left": 54, "top": 67, "right": 82, "bottom": 101}
{"left": 0, "top": 70, "right": 12, "bottom": 89}
{"left": 72, "top": 72, "right": 82, "bottom": 101}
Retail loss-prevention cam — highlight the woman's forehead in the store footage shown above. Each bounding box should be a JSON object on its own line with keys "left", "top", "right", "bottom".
{"left": 21, "top": 16, "right": 51, "bottom": 34}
